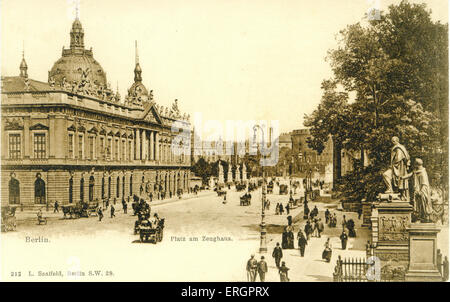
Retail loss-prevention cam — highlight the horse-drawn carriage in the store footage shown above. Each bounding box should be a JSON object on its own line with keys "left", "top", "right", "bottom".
{"left": 240, "top": 194, "right": 251, "bottom": 206}
{"left": 62, "top": 201, "right": 98, "bottom": 219}
{"left": 279, "top": 184, "right": 288, "bottom": 195}
{"left": 135, "top": 217, "right": 165, "bottom": 243}
{"left": 236, "top": 183, "right": 246, "bottom": 192}
{"left": 1, "top": 206, "right": 17, "bottom": 232}
{"left": 217, "top": 189, "right": 227, "bottom": 197}
{"left": 132, "top": 194, "right": 151, "bottom": 217}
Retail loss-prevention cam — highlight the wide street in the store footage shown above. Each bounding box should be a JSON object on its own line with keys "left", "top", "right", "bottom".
{"left": 1, "top": 186, "right": 448, "bottom": 282}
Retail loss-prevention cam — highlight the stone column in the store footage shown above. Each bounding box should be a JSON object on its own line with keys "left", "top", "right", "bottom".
{"left": 135, "top": 129, "right": 141, "bottom": 160}
{"left": 155, "top": 132, "right": 159, "bottom": 161}
{"left": 142, "top": 130, "right": 147, "bottom": 161}
{"left": 150, "top": 131, "right": 154, "bottom": 160}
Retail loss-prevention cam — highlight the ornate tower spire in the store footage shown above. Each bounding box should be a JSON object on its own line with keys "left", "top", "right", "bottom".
{"left": 20, "top": 42, "right": 28, "bottom": 78}
{"left": 134, "top": 40, "right": 142, "bottom": 82}
{"left": 70, "top": 16, "right": 84, "bottom": 50}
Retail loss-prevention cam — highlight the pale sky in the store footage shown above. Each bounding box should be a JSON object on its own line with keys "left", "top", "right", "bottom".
{"left": 1, "top": 0, "right": 448, "bottom": 135}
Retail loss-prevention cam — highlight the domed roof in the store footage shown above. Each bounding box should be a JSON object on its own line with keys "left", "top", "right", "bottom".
{"left": 48, "top": 19, "right": 108, "bottom": 87}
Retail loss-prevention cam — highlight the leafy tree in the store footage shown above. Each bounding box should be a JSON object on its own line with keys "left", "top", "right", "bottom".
{"left": 305, "top": 0, "right": 447, "bottom": 201}
{"left": 191, "top": 157, "right": 212, "bottom": 185}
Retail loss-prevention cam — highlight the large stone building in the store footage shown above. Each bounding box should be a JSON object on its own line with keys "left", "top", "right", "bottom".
{"left": 1, "top": 18, "right": 191, "bottom": 208}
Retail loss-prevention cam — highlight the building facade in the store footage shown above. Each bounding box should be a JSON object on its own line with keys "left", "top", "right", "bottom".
{"left": 1, "top": 19, "right": 191, "bottom": 208}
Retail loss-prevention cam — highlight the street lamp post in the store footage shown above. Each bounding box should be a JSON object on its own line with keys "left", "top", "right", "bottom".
{"left": 253, "top": 125, "right": 267, "bottom": 253}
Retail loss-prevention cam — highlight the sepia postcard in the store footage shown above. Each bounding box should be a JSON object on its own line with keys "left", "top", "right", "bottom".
{"left": 0, "top": 0, "right": 449, "bottom": 287}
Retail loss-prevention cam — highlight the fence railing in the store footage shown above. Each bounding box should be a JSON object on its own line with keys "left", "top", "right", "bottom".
{"left": 334, "top": 253, "right": 449, "bottom": 282}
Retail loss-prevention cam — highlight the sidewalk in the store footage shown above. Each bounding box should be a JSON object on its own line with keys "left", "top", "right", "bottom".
{"left": 248, "top": 196, "right": 368, "bottom": 282}
{"left": 10, "top": 190, "right": 216, "bottom": 222}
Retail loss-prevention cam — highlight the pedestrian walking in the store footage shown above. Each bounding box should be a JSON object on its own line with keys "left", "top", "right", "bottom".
{"left": 150, "top": 192, "right": 153, "bottom": 202}
{"left": 304, "top": 220, "right": 313, "bottom": 240}
{"left": 285, "top": 204, "right": 290, "bottom": 215}
{"left": 317, "top": 218, "right": 324, "bottom": 238}
{"left": 342, "top": 214, "right": 347, "bottom": 230}
{"left": 297, "top": 230, "right": 307, "bottom": 257}
{"left": 325, "top": 209, "right": 330, "bottom": 224}
{"left": 340, "top": 230, "right": 348, "bottom": 250}
{"left": 246, "top": 254, "right": 258, "bottom": 282}
{"left": 272, "top": 243, "right": 283, "bottom": 268}
{"left": 275, "top": 203, "right": 280, "bottom": 215}
{"left": 279, "top": 261, "right": 290, "bottom": 282}
{"left": 279, "top": 203, "right": 284, "bottom": 215}
{"left": 257, "top": 256, "right": 268, "bottom": 282}
{"left": 322, "top": 238, "right": 332, "bottom": 263}
{"left": 123, "top": 202, "right": 128, "bottom": 214}
{"left": 357, "top": 207, "right": 362, "bottom": 220}
{"left": 110, "top": 205, "right": 115, "bottom": 218}
{"left": 54, "top": 200, "right": 59, "bottom": 213}
{"left": 98, "top": 207, "right": 103, "bottom": 221}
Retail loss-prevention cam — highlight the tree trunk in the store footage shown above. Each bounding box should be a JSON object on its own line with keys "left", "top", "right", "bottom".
{"left": 332, "top": 138, "right": 342, "bottom": 189}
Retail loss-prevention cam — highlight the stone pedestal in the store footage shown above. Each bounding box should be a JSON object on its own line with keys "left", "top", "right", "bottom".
{"left": 405, "top": 223, "right": 442, "bottom": 282}
{"left": 370, "top": 200, "right": 413, "bottom": 280}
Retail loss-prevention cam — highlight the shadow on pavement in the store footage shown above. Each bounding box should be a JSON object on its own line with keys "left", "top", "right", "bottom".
{"left": 306, "top": 275, "right": 333, "bottom": 282}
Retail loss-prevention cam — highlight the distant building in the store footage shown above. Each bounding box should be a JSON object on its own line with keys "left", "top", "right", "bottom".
{"left": 278, "top": 133, "right": 292, "bottom": 149}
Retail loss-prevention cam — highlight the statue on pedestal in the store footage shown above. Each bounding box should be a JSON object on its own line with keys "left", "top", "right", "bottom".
{"left": 218, "top": 161, "right": 224, "bottom": 184}
{"left": 382, "top": 136, "right": 410, "bottom": 201}
{"left": 403, "top": 158, "right": 433, "bottom": 222}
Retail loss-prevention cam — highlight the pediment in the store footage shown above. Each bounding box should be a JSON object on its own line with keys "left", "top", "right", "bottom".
{"left": 141, "top": 103, "right": 163, "bottom": 125}
{"left": 30, "top": 123, "right": 49, "bottom": 130}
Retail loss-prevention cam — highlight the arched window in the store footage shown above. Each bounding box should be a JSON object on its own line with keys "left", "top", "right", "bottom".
{"left": 9, "top": 174, "right": 20, "bottom": 204}
{"left": 108, "top": 176, "right": 111, "bottom": 199}
{"left": 80, "top": 178, "right": 84, "bottom": 202}
{"left": 89, "top": 176, "right": 95, "bottom": 202}
{"left": 69, "top": 177, "right": 73, "bottom": 203}
{"left": 122, "top": 176, "right": 125, "bottom": 198}
{"left": 101, "top": 177, "right": 105, "bottom": 199}
{"left": 116, "top": 176, "right": 120, "bottom": 198}
{"left": 130, "top": 175, "right": 133, "bottom": 196}
{"left": 34, "top": 173, "right": 46, "bottom": 204}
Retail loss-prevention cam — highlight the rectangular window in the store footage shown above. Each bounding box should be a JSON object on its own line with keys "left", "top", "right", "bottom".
{"left": 122, "top": 139, "right": 126, "bottom": 161}
{"left": 34, "top": 133, "right": 46, "bottom": 159}
{"left": 100, "top": 137, "right": 105, "bottom": 159}
{"left": 9, "top": 134, "right": 21, "bottom": 159}
{"left": 128, "top": 140, "right": 132, "bottom": 161}
{"left": 115, "top": 138, "right": 119, "bottom": 160}
{"left": 68, "top": 133, "right": 74, "bottom": 158}
{"left": 89, "top": 136, "right": 94, "bottom": 159}
{"left": 107, "top": 137, "right": 112, "bottom": 159}
{"left": 78, "top": 135, "right": 83, "bottom": 159}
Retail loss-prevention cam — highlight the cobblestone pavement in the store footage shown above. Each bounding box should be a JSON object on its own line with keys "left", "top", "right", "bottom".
{"left": 1, "top": 186, "right": 448, "bottom": 282}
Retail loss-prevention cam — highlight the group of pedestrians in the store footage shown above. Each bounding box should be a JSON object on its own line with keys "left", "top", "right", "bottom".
{"left": 275, "top": 202, "right": 290, "bottom": 215}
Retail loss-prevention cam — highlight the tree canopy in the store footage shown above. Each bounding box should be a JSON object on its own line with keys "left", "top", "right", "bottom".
{"left": 304, "top": 0, "right": 448, "bottom": 200}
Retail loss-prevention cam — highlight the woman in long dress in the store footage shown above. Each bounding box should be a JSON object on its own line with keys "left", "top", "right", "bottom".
{"left": 322, "top": 238, "right": 332, "bottom": 262}
{"left": 279, "top": 261, "right": 290, "bottom": 282}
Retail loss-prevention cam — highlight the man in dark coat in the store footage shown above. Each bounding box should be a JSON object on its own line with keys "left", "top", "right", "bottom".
{"left": 340, "top": 230, "right": 348, "bottom": 250}
{"left": 285, "top": 204, "right": 290, "bottom": 215}
{"left": 325, "top": 209, "right": 330, "bottom": 224}
{"left": 304, "top": 220, "right": 313, "bottom": 240}
{"left": 98, "top": 207, "right": 103, "bottom": 221}
{"left": 246, "top": 254, "right": 258, "bottom": 282}
{"left": 257, "top": 256, "right": 268, "bottom": 282}
{"left": 317, "top": 218, "right": 324, "bottom": 238}
{"left": 110, "top": 205, "right": 115, "bottom": 218}
{"left": 279, "top": 203, "right": 284, "bottom": 215}
{"left": 297, "top": 230, "right": 308, "bottom": 257}
{"left": 272, "top": 243, "right": 283, "bottom": 268}
{"left": 123, "top": 202, "right": 127, "bottom": 214}
{"left": 54, "top": 201, "right": 59, "bottom": 213}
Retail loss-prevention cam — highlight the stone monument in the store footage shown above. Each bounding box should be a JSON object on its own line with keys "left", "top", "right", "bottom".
{"left": 242, "top": 164, "right": 247, "bottom": 181}
{"left": 369, "top": 138, "right": 442, "bottom": 281}
{"left": 227, "top": 165, "right": 233, "bottom": 183}
{"left": 235, "top": 166, "right": 241, "bottom": 182}
{"left": 218, "top": 162, "right": 224, "bottom": 185}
